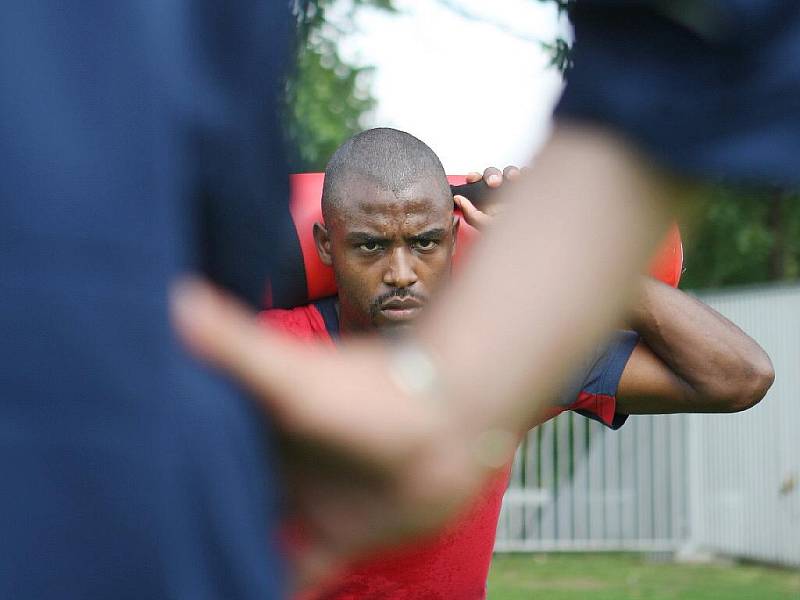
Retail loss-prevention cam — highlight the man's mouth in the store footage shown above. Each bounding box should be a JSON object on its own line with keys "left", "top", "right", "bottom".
{"left": 379, "top": 296, "right": 424, "bottom": 321}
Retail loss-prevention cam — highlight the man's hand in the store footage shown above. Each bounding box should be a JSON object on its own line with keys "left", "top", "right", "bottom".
{"left": 453, "top": 194, "right": 493, "bottom": 230}
{"left": 455, "top": 165, "right": 522, "bottom": 230}
{"left": 170, "top": 279, "right": 490, "bottom": 587}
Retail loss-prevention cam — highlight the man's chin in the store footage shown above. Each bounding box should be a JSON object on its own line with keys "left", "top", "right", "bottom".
{"left": 376, "top": 322, "right": 415, "bottom": 339}
{"left": 373, "top": 309, "right": 422, "bottom": 334}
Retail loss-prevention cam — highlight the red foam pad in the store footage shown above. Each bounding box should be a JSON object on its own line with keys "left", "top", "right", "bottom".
{"left": 648, "top": 223, "right": 683, "bottom": 288}
{"left": 289, "top": 173, "right": 682, "bottom": 301}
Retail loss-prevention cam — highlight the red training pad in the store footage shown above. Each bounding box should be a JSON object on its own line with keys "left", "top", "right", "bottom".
{"left": 289, "top": 173, "right": 682, "bottom": 301}
{"left": 648, "top": 223, "right": 683, "bottom": 288}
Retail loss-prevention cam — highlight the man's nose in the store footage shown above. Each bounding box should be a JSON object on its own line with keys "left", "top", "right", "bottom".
{"left": 383, "top": 247, "right": 419, "bottom": 288}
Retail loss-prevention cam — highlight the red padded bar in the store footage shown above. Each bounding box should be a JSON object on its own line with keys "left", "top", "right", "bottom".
{"left": 289, "top": 173, "right": 683, "bottom": 301}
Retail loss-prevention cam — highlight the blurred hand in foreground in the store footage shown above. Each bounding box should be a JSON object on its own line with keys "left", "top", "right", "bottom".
{"left": 171, "top": 279, "right": 494, "bottom": 587}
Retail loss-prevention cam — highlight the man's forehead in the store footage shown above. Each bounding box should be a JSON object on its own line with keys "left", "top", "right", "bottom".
{"left": 340, "top": 203, "right": 451, "bottom": 237}
{"left": 330, "top": 178, "right": 452, "bottom": 228}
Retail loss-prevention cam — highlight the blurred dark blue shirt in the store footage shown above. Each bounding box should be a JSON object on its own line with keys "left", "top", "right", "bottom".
{"left": 557, "top": 1, "right": 800, "bottom": 187}
{"left": 0, "top": 2, "right": 298, "bottom": 598}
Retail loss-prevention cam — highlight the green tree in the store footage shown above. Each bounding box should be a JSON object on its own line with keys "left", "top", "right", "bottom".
{"left": 680, "top": 188, "right": 800, "bottom": 289}
{"left": 286, "top": 0, "right": 396, "bottom": 171}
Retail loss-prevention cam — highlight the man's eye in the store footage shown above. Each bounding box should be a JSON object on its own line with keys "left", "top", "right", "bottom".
{"left": 414, "top": 239, "right": 438, "bottom": 251}
{"left": 359, "top": 241, "right": 381, "bottom": 252}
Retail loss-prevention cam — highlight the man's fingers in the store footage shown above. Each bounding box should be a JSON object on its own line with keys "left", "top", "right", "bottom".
{"left": 503, "top": 165, "right": 521, "bottom": 180}
{"left": 170, "top": 278, "right": 299, "bottom": 406}
{"left": 467, "top": 165, "right": 520, "bottom": 187}
{"left": 454, "top": 195, "right": 491, "bottom": 230}
{"left": 465, "top": 171, "right": 482, "bottom": 183}
{"left": 482, "top": 167, "right": 502, "bottom": 187}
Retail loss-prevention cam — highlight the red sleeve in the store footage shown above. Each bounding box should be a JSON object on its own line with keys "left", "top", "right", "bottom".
{"left": 259, "top": 305, "right": 333, "bottom": 345}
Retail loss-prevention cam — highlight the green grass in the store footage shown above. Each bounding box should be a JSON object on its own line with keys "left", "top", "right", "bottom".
{"left": 487, "top": 553, "right": 800, "bottom": 600}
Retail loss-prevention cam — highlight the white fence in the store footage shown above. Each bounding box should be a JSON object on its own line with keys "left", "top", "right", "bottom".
{"left": 687, "top": 284, "right": 800, "bottom": 567}
{"left": 495, "top": 283, "right": 800, "bottom": 567}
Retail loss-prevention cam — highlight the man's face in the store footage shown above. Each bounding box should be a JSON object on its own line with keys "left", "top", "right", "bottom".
{"left": 315, "top": 177, "right": 458, "bottom": 333}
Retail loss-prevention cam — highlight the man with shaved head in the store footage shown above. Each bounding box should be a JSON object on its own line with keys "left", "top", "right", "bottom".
{"left": 314, "top": 128, "right": 458, "bottom": 334}
{"left": 261, "top": 127, "right": 772, "bottom": 599}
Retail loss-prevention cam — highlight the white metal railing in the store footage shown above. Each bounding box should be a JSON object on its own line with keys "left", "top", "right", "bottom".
{"left": 495, "top": 411, "right": 689, "bottom": 553}
{"left": 495, "top": 283, "right": 800, "bottom": 568}
{"left": 686, "top": 284, "right": 800, "bottom": 568}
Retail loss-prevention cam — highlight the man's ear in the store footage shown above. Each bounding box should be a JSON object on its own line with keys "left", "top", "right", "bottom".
{"left": 451, "top": 215, "right": 460, "bottom": 254}
{"left": 313, "top": 222, "right": 333, "bottom": 266}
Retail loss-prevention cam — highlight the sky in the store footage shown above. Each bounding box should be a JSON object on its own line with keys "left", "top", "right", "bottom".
{"left": 336, "top": 0, "right": 569, "bottom": 173}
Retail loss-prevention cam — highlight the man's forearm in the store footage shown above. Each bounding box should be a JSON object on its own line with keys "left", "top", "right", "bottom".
{"left": 629, "top": 278, "right": 774, "bottom": 411}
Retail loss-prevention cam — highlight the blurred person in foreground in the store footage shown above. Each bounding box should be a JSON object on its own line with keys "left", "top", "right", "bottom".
{"left": 173, "top": 1, "right": 800, "bottom": 583}
{"left": 0, "top": 3, "right": 300, "bottom": 598}
{"left": 263, "top": 128, "right": 772, "bottom": 599}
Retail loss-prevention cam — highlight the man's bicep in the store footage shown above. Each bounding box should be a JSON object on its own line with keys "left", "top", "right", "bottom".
{"left": 616, "top": 342, "right": 695, "bottom": 414}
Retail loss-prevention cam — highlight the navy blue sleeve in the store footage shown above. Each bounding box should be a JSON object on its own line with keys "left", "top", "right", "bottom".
{"left": 555, "top": 1, "right": 800, "bottom": 188}
{"left": 183, "top": 3, "right": 306, "bottom": 308}
{"left": 0, "top": 3, "right": 292, "bottom": 599}
{"left": 556, "top": 331, "right": 639, "bottom": 430}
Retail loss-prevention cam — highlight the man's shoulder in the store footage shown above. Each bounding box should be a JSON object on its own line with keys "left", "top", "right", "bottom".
{"left": 259, "top": 303, "right": 333, "bottom": 343}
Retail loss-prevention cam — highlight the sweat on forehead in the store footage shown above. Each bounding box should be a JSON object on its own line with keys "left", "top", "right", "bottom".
{"left": 321, "top": 128, "right": 452, "bottom": 222}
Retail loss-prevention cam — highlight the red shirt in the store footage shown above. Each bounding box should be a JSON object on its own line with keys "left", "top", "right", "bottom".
{"left": 262, "top": 298, "right": 637, "bottom": 600}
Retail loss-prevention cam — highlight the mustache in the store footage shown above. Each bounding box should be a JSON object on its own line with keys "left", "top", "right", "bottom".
{"left": 369, "top": 290, "right": 428, "bottom": 315}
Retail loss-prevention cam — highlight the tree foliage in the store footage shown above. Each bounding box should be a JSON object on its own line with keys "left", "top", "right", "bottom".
{"left": 680, "top": 188, "right": 800, "bottom": 289}
{"left": 286, "top": 0, "right": 396, "bottom": 171}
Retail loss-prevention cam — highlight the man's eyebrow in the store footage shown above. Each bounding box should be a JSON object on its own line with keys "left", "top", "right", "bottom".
{"left": 410, "top": 228, "right": 446, "bottom": 241}
{"left": 345, "top": 231, "right": 388, "bottom": 244}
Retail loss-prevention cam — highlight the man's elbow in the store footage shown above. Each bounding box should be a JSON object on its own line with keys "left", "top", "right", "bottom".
{"left": 719, "top": 355, "right": 775, "bottom": 413}
{"left": 743, "top": 356, "right": 776, "bottom": 410}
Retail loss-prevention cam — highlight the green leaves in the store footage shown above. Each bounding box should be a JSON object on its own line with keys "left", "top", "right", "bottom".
{"left": 286, "top": 0, "right": 395, "bottom": 171}
{"left": 286, "top": 40, "right": 376, "bottom": 171}
{"left": 680, "top": 189, "right": 800, "bottom": 289}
